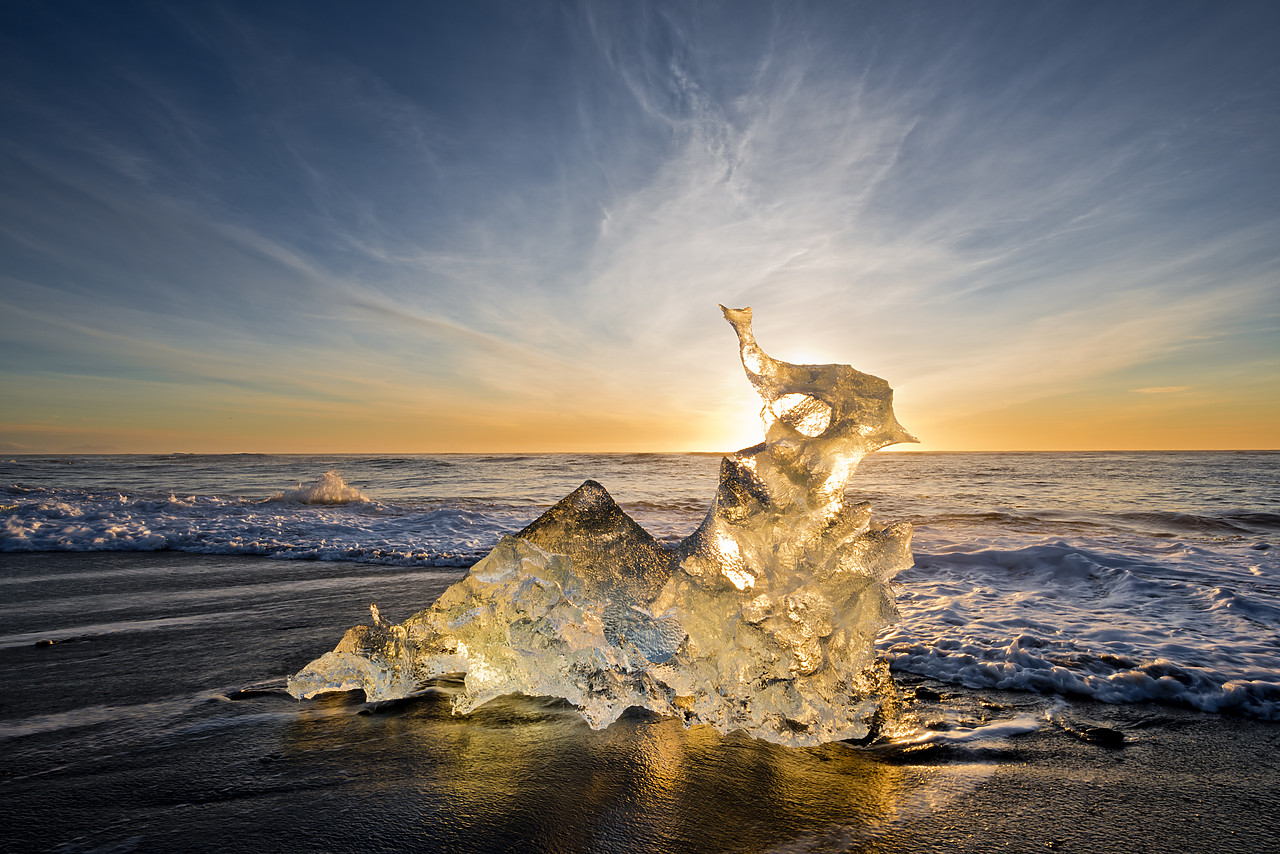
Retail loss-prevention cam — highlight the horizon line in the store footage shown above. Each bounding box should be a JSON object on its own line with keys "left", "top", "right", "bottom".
{"left": 4, "top": 447, "right": 1277, "bottom": 456}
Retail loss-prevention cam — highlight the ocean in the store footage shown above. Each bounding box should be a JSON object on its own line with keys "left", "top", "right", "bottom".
{"left": 2, "top": 451, "right": 1278, "bottom": 851}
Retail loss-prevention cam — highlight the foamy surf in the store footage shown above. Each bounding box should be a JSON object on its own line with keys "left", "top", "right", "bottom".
{"left": 0, "top": 473, "right": 522, "bottom": 566}
{"left": 883, "top": 540, "right": 1280, "bottom": 719}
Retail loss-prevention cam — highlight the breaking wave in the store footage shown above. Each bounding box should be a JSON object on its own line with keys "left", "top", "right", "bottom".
{"left": 267, "top": 471, "right": 369, "bottom": 505}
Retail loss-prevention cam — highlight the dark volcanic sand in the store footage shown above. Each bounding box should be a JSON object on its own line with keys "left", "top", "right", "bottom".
{"left": 1, "top": 553, "right": 1276, "bottom": 853}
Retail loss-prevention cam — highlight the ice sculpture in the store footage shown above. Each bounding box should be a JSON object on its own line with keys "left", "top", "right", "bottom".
{"left": 288, "top": 306, "right": 917, "bottom": 746}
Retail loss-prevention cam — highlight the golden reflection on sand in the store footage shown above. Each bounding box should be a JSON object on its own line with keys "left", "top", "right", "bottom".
{"left": 280, "top": 691, "right": 989, "bottom": 852}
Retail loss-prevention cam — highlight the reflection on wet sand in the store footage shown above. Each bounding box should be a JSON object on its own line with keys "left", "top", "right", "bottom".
{"left": 280, "top": 688, "right": 984, "bottom": 853}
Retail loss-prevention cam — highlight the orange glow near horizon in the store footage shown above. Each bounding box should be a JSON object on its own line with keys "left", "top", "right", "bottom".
{"left": 2, "top": 323, "right": 1276, "bottom": 455}
{"left": 3, "top": 383, "right": 1277, "bottom": 454}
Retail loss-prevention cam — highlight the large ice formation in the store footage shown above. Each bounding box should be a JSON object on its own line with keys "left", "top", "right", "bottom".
{"left": 288, "top": 306, "right": 917, "bottom": 745}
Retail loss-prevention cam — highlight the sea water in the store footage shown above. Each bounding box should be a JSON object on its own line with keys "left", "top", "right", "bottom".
{"left": 3, "top": 452, "right": 1279, "bottom": 715}
{"left": 3, "top": 451, "right": 1277, "bottom": 717}
{"left": 1, "top": 452, "right": 1277, "bottom": 850}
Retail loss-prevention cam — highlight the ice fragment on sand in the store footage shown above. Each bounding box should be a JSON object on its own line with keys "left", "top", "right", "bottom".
{"left": 289, "top": 306, "right": 917, "bottom": 746}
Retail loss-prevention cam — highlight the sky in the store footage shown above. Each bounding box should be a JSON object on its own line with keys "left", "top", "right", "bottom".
{"left": 1, "top": 0, "right": 1277, "bottom": 453}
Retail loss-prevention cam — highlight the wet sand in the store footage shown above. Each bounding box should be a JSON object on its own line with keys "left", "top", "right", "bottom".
{"left": 876, "top": 686, "right": 1280, "bottom": 853}
{"left": 4, "top": 686, "right": 1276, "bottom": 853}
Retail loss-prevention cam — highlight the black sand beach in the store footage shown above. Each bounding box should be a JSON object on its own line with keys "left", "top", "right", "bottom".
{"left": 2, "top": 553, "right": 1276, "bottom": 853}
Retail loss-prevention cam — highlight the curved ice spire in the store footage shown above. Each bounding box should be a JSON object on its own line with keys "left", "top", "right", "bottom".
{"left": 720, "top": 305, "right": 778, "bottom": 382}
{"left": 720, "top": 304, "right": 917, "bottom": 454}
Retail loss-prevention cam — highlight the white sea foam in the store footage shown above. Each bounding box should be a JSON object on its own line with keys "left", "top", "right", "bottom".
{"left": 882, "top": 541, "right": 1280, "bottom": 719}
{"left": 0, "top": 478, "right": 527, "bottom": 566}
{"left": 893, "top": 712, "right": 1043, "bottom": 747}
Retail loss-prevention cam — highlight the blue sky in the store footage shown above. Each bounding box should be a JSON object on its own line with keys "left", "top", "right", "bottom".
{"left": 2, "top": 0, "right": 1277, "bottom": 452}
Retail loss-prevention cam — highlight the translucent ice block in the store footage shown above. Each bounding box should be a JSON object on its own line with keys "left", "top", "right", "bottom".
{"left": 289, "top": 306, "right": 916, "bottom": 746}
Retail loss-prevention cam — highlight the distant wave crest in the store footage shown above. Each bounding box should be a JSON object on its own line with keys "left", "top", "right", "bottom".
{"left": 1112, "top": 509, "right": 1280, "bottom": 536}
{"left": 267, "top": 471, "right": 369, "bottom": 505}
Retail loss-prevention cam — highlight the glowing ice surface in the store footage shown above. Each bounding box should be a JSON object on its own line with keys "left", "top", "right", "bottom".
{"left": 289, "top": 306, "right": 917, "bottom": 745}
